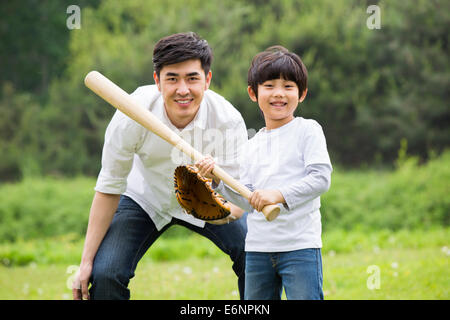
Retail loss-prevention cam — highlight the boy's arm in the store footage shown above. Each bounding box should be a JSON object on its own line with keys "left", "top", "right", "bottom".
{"left": 214, "top": 180, "right": 255, "bottom": 213}
{"left": 277, "top": 120, "right": 332, "bottom": 211}
{"left": 197, "top": 155, "right": 255, "bottom": 212}
{"left": 200, "top": 162, "right": 331, "bottom": 214}
{"left": 277, "top": 163, "right": 332, "bottom": 211}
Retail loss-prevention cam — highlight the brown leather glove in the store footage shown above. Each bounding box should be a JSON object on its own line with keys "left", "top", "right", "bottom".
{"left": 174, "top": 165, "right": 231, "bottom": 221}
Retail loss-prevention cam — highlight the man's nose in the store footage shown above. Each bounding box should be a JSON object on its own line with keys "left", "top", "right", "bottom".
{"left": 176, "top": 80, "right": 190, "bottom": 96}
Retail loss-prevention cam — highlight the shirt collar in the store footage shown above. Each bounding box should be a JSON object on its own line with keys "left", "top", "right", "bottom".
{"left": 190, "top": 96, "right": 208, "bottom": 130}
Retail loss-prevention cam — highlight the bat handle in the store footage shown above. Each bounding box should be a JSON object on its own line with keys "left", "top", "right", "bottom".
{"left": 212, "top": 166, "right": 281, "bottom": 221}
{"left": 261, "top": 204, "right": 281, "bottom": 221}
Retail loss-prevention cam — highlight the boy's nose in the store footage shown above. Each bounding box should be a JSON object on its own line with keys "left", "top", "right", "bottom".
{"left": 273, "top": 87, "right": 285, "bottom": 97}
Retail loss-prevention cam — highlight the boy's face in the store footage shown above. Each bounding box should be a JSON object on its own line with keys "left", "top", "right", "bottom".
{"left": 248, "top": 78, "right": 307, "bottom": 130}
{"left": 154, "top": 59, "right": 212, "bottom": 129}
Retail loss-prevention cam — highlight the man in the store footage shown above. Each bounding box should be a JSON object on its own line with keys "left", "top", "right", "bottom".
{"left": 72, "top": 32, "right": 248, "bottom": 300}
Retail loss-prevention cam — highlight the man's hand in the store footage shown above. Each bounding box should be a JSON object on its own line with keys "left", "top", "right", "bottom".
{"left": 249, "top": 189, "right": 285, "bottom": 212}
{"left": 72, "top": 261, "right": 93, "bottom": 300}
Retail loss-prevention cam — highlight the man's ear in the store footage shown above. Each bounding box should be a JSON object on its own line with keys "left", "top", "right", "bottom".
{"left": 205, "top": 70, "right": 212, "bottom": 90}
{"left": 247, "top": 86, "right": 258, "bottom": 102}
{"left": 299, "top": 88, "right": 308, "bottom": 103}
{"left": 153, "top": 72, "right": 161, "bottom": 91}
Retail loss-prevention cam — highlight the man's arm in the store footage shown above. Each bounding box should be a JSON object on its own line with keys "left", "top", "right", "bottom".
{"left": 72, "top": 191, "right": 120, "bottom": 300}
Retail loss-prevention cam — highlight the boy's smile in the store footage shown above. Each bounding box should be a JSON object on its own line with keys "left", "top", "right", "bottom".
{"left": 248, "top": 78, "right": 307, "bottom": 130}
{"left": 270, "top": 100, "right": 288, "bottom": 108}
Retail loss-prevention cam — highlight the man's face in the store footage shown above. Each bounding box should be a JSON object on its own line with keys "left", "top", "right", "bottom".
{"left": 154, "top": 59, "right": 212, "bottom": 129}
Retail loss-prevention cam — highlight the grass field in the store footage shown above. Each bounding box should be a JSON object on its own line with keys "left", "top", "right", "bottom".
{"left": 0, "top": 229, "right": 448, "bottom": 300}
{"left": 0, "top": 132, "right": 448, "bottom": 301}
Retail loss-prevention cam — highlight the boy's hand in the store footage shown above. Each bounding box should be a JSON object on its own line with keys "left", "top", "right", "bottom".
{"left": 249, "top": 189, "right": 285, "bottom": 212}
{"left": 195, "top": 155, "right": 220, "bottom": 184}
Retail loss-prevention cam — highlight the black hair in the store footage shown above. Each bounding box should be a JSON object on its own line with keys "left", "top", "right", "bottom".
{"left": 153, "top": 32, "right": 213, "bottom": 77}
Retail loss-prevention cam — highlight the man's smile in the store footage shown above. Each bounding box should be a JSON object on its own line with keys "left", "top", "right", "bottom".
{"left": 175, "top": 98, "right": 194, "bottom": 106}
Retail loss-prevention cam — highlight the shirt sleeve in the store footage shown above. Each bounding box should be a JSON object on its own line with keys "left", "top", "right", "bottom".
{"left": 278, "top": 121, "right": 332, "bottom": 210}
{"left": 303, "top": 120, "right": 332, "bottom": 167}
{"left": 95, "top": 98, "right": 147, "bottom": 194}
{"left": 278, "top": 162, "right": 332, "bottom": 211}
{"left": 213, "top": 180, "right": 254, "bottom": 213}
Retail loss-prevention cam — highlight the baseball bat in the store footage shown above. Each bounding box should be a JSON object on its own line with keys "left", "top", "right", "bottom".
{"left": 84, "top": 71, "right": 280, "bottom": 221}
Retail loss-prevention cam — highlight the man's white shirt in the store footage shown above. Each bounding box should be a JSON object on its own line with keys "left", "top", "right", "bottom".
{"left": 95, "top": 85, "right": 248, "bottom": 230}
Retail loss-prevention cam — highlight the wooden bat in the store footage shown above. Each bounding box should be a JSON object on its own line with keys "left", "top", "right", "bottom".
{"left": 84, "top": 71, "right": 280, "bottom": 221}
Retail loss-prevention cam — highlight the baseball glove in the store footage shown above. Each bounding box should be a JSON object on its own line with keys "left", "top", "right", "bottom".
{"left": 174, "top": 165, "right": 231, "bottom": 221}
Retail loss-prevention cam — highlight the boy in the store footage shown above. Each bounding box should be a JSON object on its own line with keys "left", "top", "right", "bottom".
{"left": 196, "top": 46, "right": 332, "bottom": 300}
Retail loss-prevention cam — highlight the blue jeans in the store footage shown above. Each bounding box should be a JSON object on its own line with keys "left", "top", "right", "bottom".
{"left": 244, "top": 248, "right": 323, "bottom": 300}
{"left": 89, "top": 195, "right": 247, "bottom": 300}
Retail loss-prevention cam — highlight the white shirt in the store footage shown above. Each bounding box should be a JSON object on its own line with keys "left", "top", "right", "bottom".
{"left": 215, "top": 117, "right": 332, "bottom": 252}
{"left": 94, "top": 85, "right": 248, "bottom": 230}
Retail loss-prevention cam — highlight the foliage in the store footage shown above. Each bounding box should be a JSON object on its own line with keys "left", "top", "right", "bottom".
{"left": 0, "top": 177, "right": 94, "bottom": 242}
{"left": 0, "top": 0, "right": 448, "bottom": 180}
{"left": 321, "top": 150, "right": 450, "bottom": 231}
{"left": 0, "top": 0, "right": 101, "bottom": 97}
{"left": 0, "top": 151, "right": 448, "bottom": 243}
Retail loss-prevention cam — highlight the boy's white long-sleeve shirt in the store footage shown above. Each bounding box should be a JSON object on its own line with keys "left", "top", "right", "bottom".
{"left": 215, "top": 117, "right": 332, "bottom": 252}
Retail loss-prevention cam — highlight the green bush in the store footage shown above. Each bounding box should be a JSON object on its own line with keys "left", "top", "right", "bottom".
{"left": 0, "top": 177, "right": 94, "bottom": 242}
{"left": 1, "top": 228, "right": 448, "bottom": 267}
{"left": 321, "top": 150, "right": 450, "bottom": 231}
{"left": 1, "top": 0, "right": 449, "bottom": 180}
{"left": 0, "top": 152, "right": 448, "bottom": 242}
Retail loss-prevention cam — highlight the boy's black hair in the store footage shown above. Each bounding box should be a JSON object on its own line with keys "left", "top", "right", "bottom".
{"left": 248, "top": 45, "right": 308, "bottom": 98}
{"left": 153, "top": 32, "right": 213, "bottom": 77}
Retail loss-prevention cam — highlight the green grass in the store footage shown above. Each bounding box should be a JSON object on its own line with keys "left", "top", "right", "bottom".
{"left": 324, "top": 247, "right": 449, "bottom": 299}
{"left": 0, "top": 228, "right": 448, "bottom": 300}
{"left": 0, "top": 247, "right": 447, "bottom": 300}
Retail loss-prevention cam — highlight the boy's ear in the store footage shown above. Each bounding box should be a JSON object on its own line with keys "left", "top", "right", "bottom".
{"left": 247, "top": 86, "right": 258, "bottom": 102}
{"left": 153, "top": 72, "right": 161, "bottom": 92}
{"left": 299, "top": 88, "right": 308, "bottom": 103}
